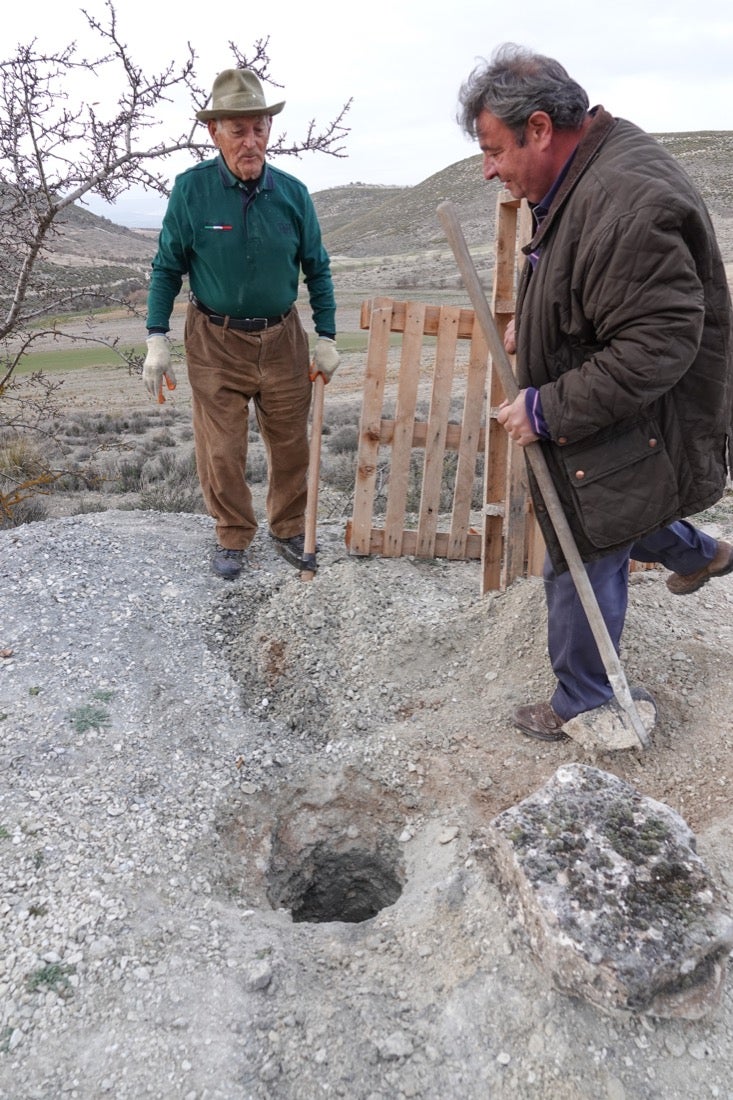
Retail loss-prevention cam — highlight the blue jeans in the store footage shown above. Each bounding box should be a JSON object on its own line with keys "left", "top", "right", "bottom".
{"left": 545, "top": 520, "right": 717, "bottom": 719}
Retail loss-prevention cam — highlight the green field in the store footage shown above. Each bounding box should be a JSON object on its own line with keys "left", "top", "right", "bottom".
{"left": 13, "top": 330, "right": 389, "bottom": 375}
{"left": 15, "top": 346, "right": 146, "bottom": 374}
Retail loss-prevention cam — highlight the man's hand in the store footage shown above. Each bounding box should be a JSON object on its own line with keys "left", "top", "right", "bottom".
{"left": 311, "top": 337, "right": 340, "bottom": 382}
{"left": 496, "top": 390, "right": 539, "bottom": 447}
{"left": 143, "top": 334, "right": 177, "bottom": 403}
{"left": 503, "top": 318, "right": 517, "bottom": 355}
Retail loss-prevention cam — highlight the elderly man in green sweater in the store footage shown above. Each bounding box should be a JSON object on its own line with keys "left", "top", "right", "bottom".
{"left": 143, "top": 69, "right": 339, "bottom": 578}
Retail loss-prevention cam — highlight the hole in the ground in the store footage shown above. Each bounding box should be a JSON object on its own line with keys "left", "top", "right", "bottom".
{"left": 270, "top": 843, "right": 404, "bottom": 924}
{"left": 213, "top": 766, "right": 409, "bottom": 922}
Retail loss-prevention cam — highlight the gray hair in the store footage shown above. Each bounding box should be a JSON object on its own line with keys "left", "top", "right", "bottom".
{"left": 457, "top": 44, "right": 590, "bottom": 141}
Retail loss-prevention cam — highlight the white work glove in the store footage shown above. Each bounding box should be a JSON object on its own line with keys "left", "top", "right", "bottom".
{"left": 311, "top": 336, "right": 340, "bottom": 382}
{"left": 143, "top": 333, "right": 177, "bottom": 403}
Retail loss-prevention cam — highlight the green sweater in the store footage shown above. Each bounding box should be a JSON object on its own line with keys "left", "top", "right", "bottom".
{"left": 146, "top": 155, "right": 336, "bottom": 335}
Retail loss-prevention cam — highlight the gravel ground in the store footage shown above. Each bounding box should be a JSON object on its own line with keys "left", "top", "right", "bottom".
{"left": 3, "top": 500, "right": 733, "bottom": 1099}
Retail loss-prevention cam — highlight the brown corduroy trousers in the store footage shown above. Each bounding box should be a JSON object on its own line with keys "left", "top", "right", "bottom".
{"left": 184, "top": 303, "right": 312, "bottom": 550}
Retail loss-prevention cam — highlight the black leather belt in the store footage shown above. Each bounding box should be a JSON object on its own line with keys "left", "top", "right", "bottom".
{"left": 190, "top": 294, "right": 291, "bottom": 332}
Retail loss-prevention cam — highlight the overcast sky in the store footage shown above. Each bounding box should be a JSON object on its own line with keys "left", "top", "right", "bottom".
{"left": 6, "top": 0, "right": 733, "bottom": 227}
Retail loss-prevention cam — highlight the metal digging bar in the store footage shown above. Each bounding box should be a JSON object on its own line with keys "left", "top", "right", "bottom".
{"left": 437, "top": 200, "right": 649, "bottom": 750}
{"left": 300, "top": 372, "right": 326, "bottom": 582}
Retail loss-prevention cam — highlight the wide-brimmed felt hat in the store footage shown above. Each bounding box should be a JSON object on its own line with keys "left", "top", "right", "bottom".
{"left": 196, "top": 69, "right": 285, "bottom": 122}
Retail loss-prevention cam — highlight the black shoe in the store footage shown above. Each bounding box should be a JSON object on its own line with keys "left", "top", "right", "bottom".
{"left": 269, "top": 532, "right": 319, "bottom": 569}
{"left": 212, "top": 545, "right": 244, "bottom": 579}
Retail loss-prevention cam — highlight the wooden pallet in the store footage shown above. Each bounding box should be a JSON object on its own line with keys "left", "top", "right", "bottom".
{"left": 347, "top": 297, "right": 487, "bottom": 561}
{"left": 346, "top": 192, "right": 541, "bottom": 589}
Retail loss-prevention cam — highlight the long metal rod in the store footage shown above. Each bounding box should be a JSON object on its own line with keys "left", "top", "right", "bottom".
{"left": 300, "top": 372, "right": 325, "bottom": 582}
{"left": 437, "top": 200, "right": 649, "bottom": 749}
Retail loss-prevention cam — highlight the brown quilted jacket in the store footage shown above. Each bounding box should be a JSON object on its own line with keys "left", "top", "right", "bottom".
{"left": 515, "top": 107, "right": 733, "bottom": 567}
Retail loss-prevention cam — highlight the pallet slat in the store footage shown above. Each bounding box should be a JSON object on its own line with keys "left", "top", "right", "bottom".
{"left": 383, "top": 301, "right": 426, "bottom": 556}
{"left": 350, "top": 304, "right": 392, "bottom": 555}
{"left": 416, "top": 306, "right": 460, "bottom": 557}
{"left": 448, "top": 318, "right": 489, "bottom": 559}
{"left": 351, "top": 525, "right": 483, "bottom": 559}
{"left": 360, "top": 299, "right": 476, "bottom": 339}
{"left": 377, "top": 419, "right": 486, "bottom": 451}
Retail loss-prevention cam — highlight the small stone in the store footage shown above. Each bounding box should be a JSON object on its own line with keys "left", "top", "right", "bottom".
{"left": 244, "top": 960, "right": 273, "bottom": 992}
{"left": 259, "top": 1060, "right": 281, "bottom": 1082}
{"left": 664, "top": 1034, "right": 687, "bottom": 1057}
{"left": 88, "top": 937, "right": 115, "bottom": 960}
{"left": 376, "top": 1030, "right": 414, "bottom": 1061}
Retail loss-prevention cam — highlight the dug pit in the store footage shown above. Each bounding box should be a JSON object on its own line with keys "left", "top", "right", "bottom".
{"left": 214, "top": 765, "right": 408, "bottom": 924}
{"left": 268, "top": 840, "right": 404, "bottom": 923}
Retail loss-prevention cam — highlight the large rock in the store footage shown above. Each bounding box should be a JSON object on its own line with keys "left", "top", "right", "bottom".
{"left": 562, "top": 693, "right": 657, "bottom": 751}
{"left": 478, "top": 764, "right": 733, "bottom": 1018}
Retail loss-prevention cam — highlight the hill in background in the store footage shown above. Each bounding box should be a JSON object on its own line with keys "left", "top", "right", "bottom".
{"left": 314, "top": 133, "right": 733, "bottom": 262}
{"left": 312, "top": 158, "right": 501, "bottom": 257}
{"left": 54, "top": 203, "right": 156, "bottom": 266}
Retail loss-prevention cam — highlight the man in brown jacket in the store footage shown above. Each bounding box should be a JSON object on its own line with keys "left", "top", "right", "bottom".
{"left": 458, "top": 44, "right": 733, "bottom": 741}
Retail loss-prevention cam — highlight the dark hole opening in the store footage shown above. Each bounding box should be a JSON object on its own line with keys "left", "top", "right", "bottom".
{"left": 286, "top": 848, "right": 404, "bottom": 924}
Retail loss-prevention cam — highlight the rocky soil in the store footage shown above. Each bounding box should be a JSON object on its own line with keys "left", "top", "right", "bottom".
{"left": 3, "top": 350, "right": 733, "bottom": 1099}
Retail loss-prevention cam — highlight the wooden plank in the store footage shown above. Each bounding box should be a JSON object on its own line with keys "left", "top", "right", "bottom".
{"left": 525, "top": 502, "right": 546, "bottom": 577}
{"left": 502, "top": 443, "right": 529, "bottom": 588}
{"left": 382, "top": 302, "right": 426, "bottom": 556}
{"left": 378, "top": 419, "right": 486, "bottom": 451}
{"left": 518, "top": 200, "right": 534, "bottom": 278}
{"left": 481, "top": 194, "right": 519, "bottom": 593}
{"left": 349, "top": 304, "right": 392, "bottom": 555}
{"left": 480, "top": 191, "right": 538, "bottom": 594}
{"left": 416, "top": 307, "right": 459, "bottom": 557}
{"left": 482, "top": 354, "right": 513, "bottom": 587}
{"left": 447, "top": 318, "right": 489, "bottom": 559}
{"left": 481, "top": 397, "right": 506, "bottom": 592}
{"left": 361, "top": 298, "right": 477, "bottom": 340}
{"left": 493, "top": 194, "right": 520, "bottom": 307}
{"left": 355, "top": 526, "right": 482, "bottom": 559}
{"left": 517, "top": 198, "right": 543, "bottom": 579}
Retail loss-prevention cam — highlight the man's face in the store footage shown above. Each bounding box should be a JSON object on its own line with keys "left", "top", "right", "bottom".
{"left": 209, "top": 115, "right": 272, "bottom": 181}
{"left": 475, "top": 109, "right": 553, "bottom": 203}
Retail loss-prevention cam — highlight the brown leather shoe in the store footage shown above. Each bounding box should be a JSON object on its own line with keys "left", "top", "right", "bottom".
{"left": 513, "top": 701, "right": 568, "bottom": 742}
{"left": 666, "top": 539, "right": 733, "bottom": 596}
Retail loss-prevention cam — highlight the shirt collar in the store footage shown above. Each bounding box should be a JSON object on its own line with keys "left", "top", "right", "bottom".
{"left": 532, "top": 147, "right": 578, "bottom": 225}
{"left": 216, "top": 154, "right": 273, "bottom": 192}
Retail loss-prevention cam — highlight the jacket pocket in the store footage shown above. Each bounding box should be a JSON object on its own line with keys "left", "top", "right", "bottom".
{"left": 559, "top": 419, "right": 680, "bottom": 549}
